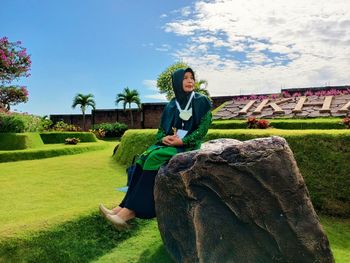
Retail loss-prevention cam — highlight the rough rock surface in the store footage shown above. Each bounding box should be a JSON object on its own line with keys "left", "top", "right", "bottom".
{"left": 154, "top": 137, "right": 334, "bottom": 263}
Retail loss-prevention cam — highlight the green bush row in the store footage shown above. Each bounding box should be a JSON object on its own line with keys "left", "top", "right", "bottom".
{"left": 0, "top": 141, "right": 109, "bottom": 163}
{"left": 0, "top": 113, "right": 44, "bottom": 133}
{"left": 0, "top": 133, "right": 44, "bottom": 150}
{"left": 211, "top": 118, "right": 346, "bottom": 130}
{"left": 92, "top": 122, "right": 128, "bottom": 138}
{"left": 40, "top": 132, "right": 98, "bottom": 144}
{"left": 115, "top": 129, "right": 350, "bottom": 217}
{"left": 0, "top": 132, "right": 98, "bottom": 150}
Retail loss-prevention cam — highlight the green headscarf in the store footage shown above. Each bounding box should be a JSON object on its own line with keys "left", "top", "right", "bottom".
{"left": 160, "top": 68, "right": 211, "bottom": 136}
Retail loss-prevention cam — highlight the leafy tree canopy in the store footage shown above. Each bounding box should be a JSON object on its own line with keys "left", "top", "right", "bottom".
{"left": 156, "top": 62, "right": 210, "bottom": 100}
{"left": 0, "top": 37, "right": 31, "bottom": 111}
{"left": 116, "top": 87, "right": 141, "bottom": 110}
{"left": 0, "top": 37, "right": 31, "bottom": 83}
{"left": 0, "top": 86, "right": 28, "bottom": 111}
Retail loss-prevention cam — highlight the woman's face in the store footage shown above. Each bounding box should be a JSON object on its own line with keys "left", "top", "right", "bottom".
{"left": 182, "top": 71, "right": 195, "bottom": 93}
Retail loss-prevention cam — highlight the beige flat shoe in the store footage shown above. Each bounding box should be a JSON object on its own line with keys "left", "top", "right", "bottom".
{"left": 99, "top": 204, "right": 115, "bottom": 219}
{"left": 106, "top": 214, "right": 128, "bottom": 230}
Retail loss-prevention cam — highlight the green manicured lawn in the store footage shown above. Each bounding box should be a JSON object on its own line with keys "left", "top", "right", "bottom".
{"left": 0, "top": 142, "right": 349, "bottom": 262}
{"left": 0, "top": 142, "right": 123, "bottom": 238}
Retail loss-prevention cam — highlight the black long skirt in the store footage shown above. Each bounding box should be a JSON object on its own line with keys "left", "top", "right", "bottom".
{"left": 119, "top": 164, "right": 158, "bottom": 219}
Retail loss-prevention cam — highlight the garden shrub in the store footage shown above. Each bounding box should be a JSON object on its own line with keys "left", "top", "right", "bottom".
{"left": 89, "top": 128, "right": 106, "bottom": 139}
{"left": 342, "top": 117, "right": 350, "bottom": 129}
{"left": 115, "top": 129, "right": 350, "bottom": 217}
{"left": 52, "top": 121, "right": 81, "bottom": 132}
{"left": 0, "top": 112, "right": 43, "bottom": 133}
{"left": 245, "top": 117, "right": 270, "bottom": 129}
{"left": 40, "top": 132, "right": 97, "bottom": 144}
{"left": 92, "top": 122, "right": 128, "bottom": 138}
{"left": 211, "top": 118, "right": 345, "bottom": 130}
{"left": 114, "top": 129, "right": 157, "bottom": 165}
{"left": 64, "top": 137, "right": 80, "bottom": 145}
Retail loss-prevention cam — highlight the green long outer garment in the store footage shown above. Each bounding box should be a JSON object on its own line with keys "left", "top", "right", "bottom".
{"left": 135, "top": 145, "right": 178, "bottom": 171}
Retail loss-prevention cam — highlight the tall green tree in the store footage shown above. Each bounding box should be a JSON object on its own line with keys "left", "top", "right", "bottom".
{"left": 157, "top": 62, "right": 210, "bottom": 100}
{"left": 116, "top": 87, "right": 141, "bottom": 128}
{"left": 72, "top": 93, "right": 96, "bottom": 131}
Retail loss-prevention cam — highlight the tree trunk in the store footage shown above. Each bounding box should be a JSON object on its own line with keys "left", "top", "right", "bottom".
{"left": 129, "top": 103, "right": 134, "bottom": 127}
{"left": 82, "top": 111, "right": 86, "bottom": 131}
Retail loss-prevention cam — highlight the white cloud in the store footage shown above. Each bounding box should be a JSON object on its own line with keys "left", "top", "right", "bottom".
{"left": 160, "top": 14, "right": 167, "bottom": 19}
{"left": 164, "top": 0, "right": 350, "bottom": 96}
{"left": 144, "top": 94, "right": 168, "bottom": 101}
{"left": 142, "top": 42, "right": 154, "bottom": 47}
{"left": 156, "top": 44, "right": 172, "bottom": 52}
{"left": 143, "top": 79, "right": 157, "bottom": 91}
{"left": 143, "top": 79, "right": 168, "bottom": 101}
{"left": 181, "top": 7, "right": 192, "bottom": 17}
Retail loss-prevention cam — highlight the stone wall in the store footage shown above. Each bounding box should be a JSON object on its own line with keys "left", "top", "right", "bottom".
{"left": 50, "top": 114, "right": 93, "bottom": 130}
{"left": 50, "top": 103, "right": 167, "bottom": 130}
{"left": 92, "top": 109, "right": 143, "bottom": 129}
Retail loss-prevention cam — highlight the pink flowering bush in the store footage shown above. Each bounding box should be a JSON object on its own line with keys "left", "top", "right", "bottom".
{"left": 233, "top": 87, "right": 350, "bottom": 103}
{"left": 0, "top": 37, "right": 31, "bottom": 111}
{"left": 0, "top": 37, "right": 31, "bottom": 83}
{"left": 282, "top": 91, "right": 291, "bottom": 98}
{"left": 304, "top": 90, "right": 313, "bottom": 96}
{"left": 292, "top": 92, "right": 302, "bottom": 97}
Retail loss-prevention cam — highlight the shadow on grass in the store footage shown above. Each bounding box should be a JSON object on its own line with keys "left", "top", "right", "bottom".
{"left": 0, "top": 213, "right": 149, "bottom": 263}
{"left": 137, "top": 244, "right": 174, "bottom": 263}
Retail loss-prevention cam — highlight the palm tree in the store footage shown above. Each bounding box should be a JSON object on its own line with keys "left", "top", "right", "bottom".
{"left": 116, "top": 87, "right": 141, "bottom": 127}
{"left": 72, "top": 93, "right": 96, "bottom": 131}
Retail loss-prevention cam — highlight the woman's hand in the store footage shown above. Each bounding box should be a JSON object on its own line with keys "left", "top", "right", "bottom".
{"left": 162, "top": 135, "right": 184, "bottom": 147}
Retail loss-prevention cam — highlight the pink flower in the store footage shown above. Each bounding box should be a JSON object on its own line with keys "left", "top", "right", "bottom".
{"left": 304, "top": 90, "right": 313, "bottom": 96}
{"left": 282, "top": 91, "right": 291, "bottom": 98}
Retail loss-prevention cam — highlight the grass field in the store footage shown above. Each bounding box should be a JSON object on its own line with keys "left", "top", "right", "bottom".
{"left": 0, "top": 141, "right": 349, "bottom": 262}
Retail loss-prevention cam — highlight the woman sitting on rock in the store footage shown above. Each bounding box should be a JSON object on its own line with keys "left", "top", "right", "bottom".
{"left": 99, "top": 67, "right": 212, "bottom": 229}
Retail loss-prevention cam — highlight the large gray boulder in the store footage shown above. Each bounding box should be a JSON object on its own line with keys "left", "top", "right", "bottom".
{"left": 154, "top": 137, "right": 334, "bottom": 263}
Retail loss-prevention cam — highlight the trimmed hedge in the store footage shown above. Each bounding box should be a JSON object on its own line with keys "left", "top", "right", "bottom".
{"left": 92, "top": 122, "right": 128, "bottom": 138}
{"left": 211, "top": 118, "right": 345, "bottom": 130}
{"left": 0, "top": 133, "right": 44, "bottom": 150}
{"left": 40, "top": 132, "right": 98, "bottom": 144}
{"left": 0, "top": 141, "right": 110, "bottom": 163}
{"left": 115, "top": 129, "right": 350, "bottom": 217}
{"left": 114, "top": 129, "right": 157, "bottom": 165}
